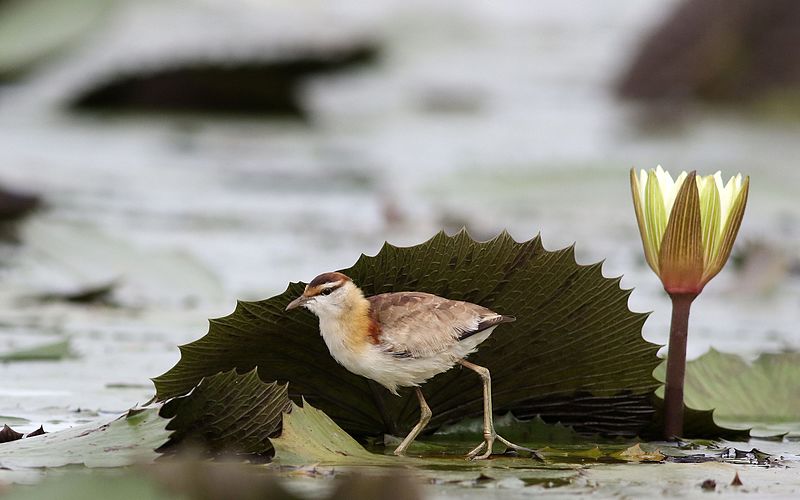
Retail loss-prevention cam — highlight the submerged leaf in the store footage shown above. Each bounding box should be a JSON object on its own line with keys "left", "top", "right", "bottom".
{"left": 154, "top": 230, "right": 662, "bottom": 437}
{"left": 159, "top": 369, "right": 291, "bottom": 457}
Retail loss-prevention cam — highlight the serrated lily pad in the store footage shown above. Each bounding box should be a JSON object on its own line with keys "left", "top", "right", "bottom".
{"left": 154, "top": 230, "right": 663, "bottom": 437}
{"left": 159, "top": 368, "right": 291, "bottom": 456}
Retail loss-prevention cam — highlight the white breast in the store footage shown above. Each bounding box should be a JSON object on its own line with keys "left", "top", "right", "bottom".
{"left": 320, "top": 318, "right": 495, "bottom": 395}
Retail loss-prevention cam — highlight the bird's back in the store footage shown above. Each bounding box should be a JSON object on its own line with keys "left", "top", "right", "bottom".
{"left": 368, "top": 292, "right": 514, "bottom": 359}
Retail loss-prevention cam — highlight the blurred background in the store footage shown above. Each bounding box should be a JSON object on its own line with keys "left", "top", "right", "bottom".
{"left": 1, "top": 0, "right": 798, "bottom": 432}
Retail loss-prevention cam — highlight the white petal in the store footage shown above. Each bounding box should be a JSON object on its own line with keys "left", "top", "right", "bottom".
{"left": 638, "top": 169, "right": 648, "bottom": 201}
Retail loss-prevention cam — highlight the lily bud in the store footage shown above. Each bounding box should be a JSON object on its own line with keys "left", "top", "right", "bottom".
{"left": 630, "top": 166, "right": 749, "bottom": 295}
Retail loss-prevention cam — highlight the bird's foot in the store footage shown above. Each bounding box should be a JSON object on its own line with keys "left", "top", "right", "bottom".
{"left": 465, "top": 434, "right": 494, "bottom": 460}
{"left": 465, "top": 433, "right": 543, "bottom": 461}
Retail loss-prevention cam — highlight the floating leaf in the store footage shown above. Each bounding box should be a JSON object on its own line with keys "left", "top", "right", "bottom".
{"left": 646, "top": 394, "right": 749, "bottom": 440}
{"left": 31, "top": 281, "right": 117, "bottom": 306}
{"left": 0, "top": 339, "right": 72, "bottom": 362}
{"left": 271, "top": 401, "right": 397, "bottom": 466}
{"left": 0, "top": 462, "right": 408, "bottom": 500}
{"left": 0, "top": 0, "right": 114, "bottom": 79}
{"left": 655, "top": 350, "right": 800, "bottom": 435}
{"left": 159, "top": 369, "right": 291, "bottom": 457}
{"left": 0, "top": 409, "right": 168, "bottom": 472}
{"left": 0, "top": 472, "right": 176, "bottom": 500}
{"left": 685, "top": 350, "right": 800, "bottom": 422}
{"left": 9, "top": 220, "right": 223, "bottom": 307}
{"left": 154, "top": 230, "right": 662, "bottom": 438}
{"left": 614, "top": 443, "right": 665, "bottom": 462}
{"left": 431, "top": 413, "right": 582, "bottom": 445}
{"left": 0, "top": 416, "right": 29, "bottom": 426}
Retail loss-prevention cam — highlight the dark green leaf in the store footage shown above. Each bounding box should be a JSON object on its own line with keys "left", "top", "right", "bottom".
{"left": 431, "top": 413, "right": 582, "bottom": 445}
{"left": 159, "top": 368, "right": 291, "bottom": 456}
{"left": 154, "top": 230, "right": 662, "bottom": 437}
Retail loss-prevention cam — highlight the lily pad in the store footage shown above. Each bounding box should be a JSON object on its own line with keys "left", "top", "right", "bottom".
{"left": 614, "top": 443, "right": 665, "bottom": 462}
{"left": 271, "top": 400, "right": 397, "bottom": 466}
{"left": 655, "top": 350, "right": 800, "bottom": 434}
{"left": 158, "top": 368, "right": 291, "bottom": 457}
{"left": 431, "top": 413, "right": 582, "bottom": 445}
{"left": 0, "top": 415, "right": 30, "bottom": 425}
{"left": 0, "top": 339, "right": 72, "bottom": 362}
{"left": 154, "top": 230, "right": 663, "bottom": 438}
{"left": 0, "top": 0, "right": 114, "bottom": 79}
{"left": 0, "top": 473, "right": 176, "bottom": 500}
{"left": 0, "top": 408, "right": 168, "bottom": 471}
{"left": 647, "top": 394, "right": 750, "bottom": 440}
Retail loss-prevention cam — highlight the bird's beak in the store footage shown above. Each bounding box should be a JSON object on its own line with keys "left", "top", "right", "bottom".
{"left": 285, "top": 295, "right": 310, "bottom": 311}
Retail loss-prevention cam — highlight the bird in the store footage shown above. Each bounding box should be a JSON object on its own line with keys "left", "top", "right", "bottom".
{"left": 285, "top": 271, "right": 540, "bottom": 460}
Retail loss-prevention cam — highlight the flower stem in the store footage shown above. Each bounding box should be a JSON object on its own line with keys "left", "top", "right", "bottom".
{"left": 663, "top": 292, "right": 697, "bottom": 439}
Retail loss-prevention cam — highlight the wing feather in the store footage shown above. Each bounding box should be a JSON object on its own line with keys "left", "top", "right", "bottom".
{"left": 367, "top": 292, "right": 513, "bottom": 358}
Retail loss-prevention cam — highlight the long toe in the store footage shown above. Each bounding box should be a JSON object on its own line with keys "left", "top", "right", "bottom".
{"left": 467, "top": 438, "right": 495, "bottom": 461}
{"left": 465, "top": 441, "right": 487, "bottom": 460}
{"left": 471, "top": 446, "right": 493, "bottom": 460}
{"left": 496, "top": 435, "right": 544, "bottom": 460}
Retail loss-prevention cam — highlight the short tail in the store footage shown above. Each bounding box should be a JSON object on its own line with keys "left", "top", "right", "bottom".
{"left": 459, "top": 314, "right": 516, "bottom": 340}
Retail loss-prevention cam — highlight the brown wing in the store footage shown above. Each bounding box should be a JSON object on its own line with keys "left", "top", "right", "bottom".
{"left": 367, "top": 292, "right": 514, "bottom": 358}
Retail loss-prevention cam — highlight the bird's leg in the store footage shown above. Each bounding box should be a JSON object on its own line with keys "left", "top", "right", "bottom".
{"left": 458, "top": 359, "right": 542, "bottom": 460}
{"left": 393, "top": 387, "right": 432, "bottom": 456}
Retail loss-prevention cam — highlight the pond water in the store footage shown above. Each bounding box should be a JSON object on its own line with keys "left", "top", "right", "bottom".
{"left": 0, "top": 0, "right": 798, "bottom": 496}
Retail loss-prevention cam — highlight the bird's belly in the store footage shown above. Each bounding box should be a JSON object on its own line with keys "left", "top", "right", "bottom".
{"left": 320, "top": 319, "right": 496, "bottom": 395}
{"left": 336, "top": 327, "right": 496, "bottom": 395}
{"left": 351, "top": 350, "right": 458, "bottom": 395}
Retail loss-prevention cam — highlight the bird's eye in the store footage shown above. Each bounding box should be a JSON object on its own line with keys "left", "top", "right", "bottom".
{"left": 320, "top": 288, "right": 334, "bottom": 296}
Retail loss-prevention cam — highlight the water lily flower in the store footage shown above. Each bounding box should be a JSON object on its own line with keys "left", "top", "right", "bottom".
{"left": 629, "top": 166, "right": 749, "bottom": 438}
{"left": 630, "top": 166, "right": 749, "bottom": 295}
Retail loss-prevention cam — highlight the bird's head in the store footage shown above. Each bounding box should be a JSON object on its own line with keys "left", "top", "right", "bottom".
{"left": 285, "top": 272, "right": 360, "bottom": 317}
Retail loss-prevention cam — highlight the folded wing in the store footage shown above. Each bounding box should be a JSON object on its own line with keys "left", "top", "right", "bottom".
{"left": 368, "top": 292, "right": 513, "bottom": 358}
